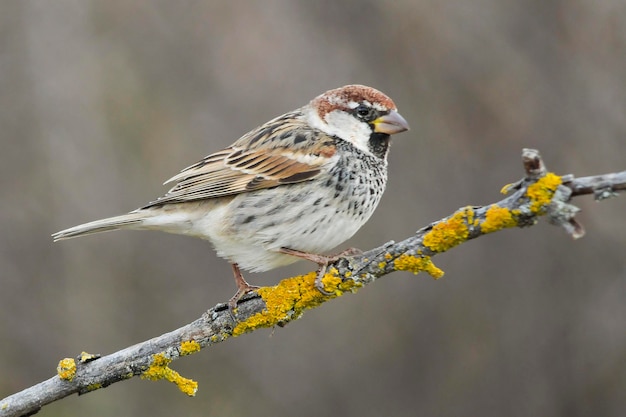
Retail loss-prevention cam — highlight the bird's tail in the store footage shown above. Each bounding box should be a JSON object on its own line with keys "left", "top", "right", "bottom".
{"left": 52, "top": 211, "right": 150, "bottom": 241}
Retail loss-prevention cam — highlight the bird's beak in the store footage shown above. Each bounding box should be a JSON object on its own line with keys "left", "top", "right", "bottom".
{"left": 372, "top": 110, "right": 410, "bottom": 135}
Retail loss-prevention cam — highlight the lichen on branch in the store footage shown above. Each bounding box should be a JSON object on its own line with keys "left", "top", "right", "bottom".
{"left": 2, "top": 149, "right": 625, "bottom": 417}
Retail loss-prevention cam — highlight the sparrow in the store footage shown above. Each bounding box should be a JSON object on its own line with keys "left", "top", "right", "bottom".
{"left": 52, "top": 85, "right": 410, "bottom": 310}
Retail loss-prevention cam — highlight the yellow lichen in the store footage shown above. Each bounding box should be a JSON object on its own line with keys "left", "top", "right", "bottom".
{"left": 465, "top": 207, "right": 475, "bottom": 225}
{"left": 378, "top": 261, "right": 387, "bottom": 269}
{"left": 79, "top": 351, "right": 99, "bottom": 363}
{"left": 500, "top": 182, "right": 516, "bottom": 195}
{"left": 180, "top": 340, "right": 201, "bottom": 356}
{"left": 57, "top": 358, "right": 76, "bottom": 381}
{"left": 85, "top": 383, "right": 102, "bottom": 392}
{"left": 481, "top": 205, "right": 518, "bottom": 234}
{"left": 423, "top": 207, "right": 472, "bottom": 252}
{"left": 141, "top": 353, "right": 198, "bottom": 396}
{"left": 393, "top": 254, "right": 445, "bottom": 279}
{"left": 233, "top": 269, "right": 361, "bottom": 337}
{"left": 526, "top": 172, "right": 562, "bottom": 213}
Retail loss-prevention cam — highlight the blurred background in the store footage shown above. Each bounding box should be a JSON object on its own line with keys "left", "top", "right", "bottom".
{"left": 2, "top": 1, "right": 626, "bottom": 416}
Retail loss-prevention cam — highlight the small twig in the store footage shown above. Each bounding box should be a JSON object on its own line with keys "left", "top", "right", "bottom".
{"left": 1, "top": 149, "right": 624, "bottom": 417}
{"left": 562, "top": 171, "right": 626, "bottom": 199}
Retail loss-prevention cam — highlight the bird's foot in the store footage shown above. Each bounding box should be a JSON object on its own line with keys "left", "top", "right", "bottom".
{"left": 228, "top": 263, "right": 260, "bottom": 318}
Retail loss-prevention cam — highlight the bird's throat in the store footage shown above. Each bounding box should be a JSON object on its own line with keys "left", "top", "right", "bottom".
{"left": 368, "top": 133, "right": 391, "bottom": 159}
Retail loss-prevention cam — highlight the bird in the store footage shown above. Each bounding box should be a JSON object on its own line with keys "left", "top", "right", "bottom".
{"left": 52, "top": 85, "right": 410, "bottom": 311}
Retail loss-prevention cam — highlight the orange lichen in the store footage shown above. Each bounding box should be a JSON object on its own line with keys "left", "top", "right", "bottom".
{"left": 423, "top": 207, "right": 472, "bottom": 252}
{"left": 500, "top": 182, "right": 516, "bottom": 195}
{"left": 179, "top": 340, "right": 201, "bottom": 356}
{"left": 526, "top": 173, "right": 562, "bottom": 213}
{"left": 481, "top": 205, "right": 518, "bottom": 234}
{"left": 57, "top": 358, "right": 77, "bottom": 381}
{"left": 141, "top": 353, "right": 198, "bottom": 396}
{"left": 233, "top": 269, "right": 361, "bottom": 337}
{"left": 465, "top": 207, "right": 475, "bottom": 225}
{"left": 79, "top": 351, "right": 99, "bottom": 363}
{"left": 393, "top": 254, "right": 444, "bottom": 279}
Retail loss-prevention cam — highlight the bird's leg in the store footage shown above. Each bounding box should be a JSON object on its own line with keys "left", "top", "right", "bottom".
{"left": 228, "top": 263, "right": 260, "bottom": 313}
{"left": 278, "top": 247, "right": 363, "bottom": 295}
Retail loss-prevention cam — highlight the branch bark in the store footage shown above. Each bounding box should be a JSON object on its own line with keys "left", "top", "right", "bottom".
{"left": 2, "top": 149, "right": 625, "bottom": 417}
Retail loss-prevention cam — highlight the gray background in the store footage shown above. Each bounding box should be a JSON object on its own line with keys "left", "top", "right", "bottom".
{"left": 2, "top": 1, "right": 625, "bottom": 416}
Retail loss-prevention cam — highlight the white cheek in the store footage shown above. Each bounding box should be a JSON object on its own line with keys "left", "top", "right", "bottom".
{"left": 306, "top": 108, "right": 372, "bottom": 154}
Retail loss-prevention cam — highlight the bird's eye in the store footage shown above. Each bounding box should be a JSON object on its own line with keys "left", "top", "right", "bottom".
{"left": 355, "top": 104, "right": 372, "bottom": 118}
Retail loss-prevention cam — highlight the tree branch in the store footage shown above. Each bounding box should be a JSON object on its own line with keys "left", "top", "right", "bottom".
{"left": 2, "top": 149, "right": 624, "bottom": 417}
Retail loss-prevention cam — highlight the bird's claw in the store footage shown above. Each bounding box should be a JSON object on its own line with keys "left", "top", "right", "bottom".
{"left": 314, "top": 263, "right": 335, "bottom": 296}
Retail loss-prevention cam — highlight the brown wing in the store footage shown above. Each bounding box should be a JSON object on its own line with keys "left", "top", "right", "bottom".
{"left": 143, "top": 112, "right": 337, "bottom": 207}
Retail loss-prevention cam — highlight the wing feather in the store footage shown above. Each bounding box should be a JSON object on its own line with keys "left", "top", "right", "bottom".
{"left": 144, "top": 112, "right": 337, "bottom": 207}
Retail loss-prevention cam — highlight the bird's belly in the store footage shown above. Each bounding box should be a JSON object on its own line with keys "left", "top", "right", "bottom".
{"left": 198, "top": 180, "right": 383, "bottom": 272}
